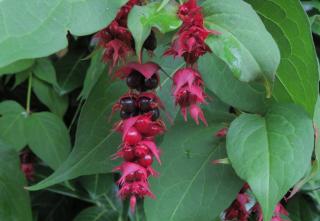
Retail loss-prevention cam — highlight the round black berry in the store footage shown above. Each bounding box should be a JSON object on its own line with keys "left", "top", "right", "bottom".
{"left": 150, "top": 108, "right": 160, "bottom": 121}
{"left": 144, "top": 74, "right": 159, "bottom": 90}
{"left": 120, "top": 109, "right": 139, "bottom": 120}
{"left": 120, "top": 97, "right": 137, "bottom": 113}
{"left": 126, "top": 71, "right": 144, "bottom": 89}
{"left": 143, "top": 30, "right": 157, "bottom": 51}
{"left": 139, "top": 96, "right": 152, "bottom": 112}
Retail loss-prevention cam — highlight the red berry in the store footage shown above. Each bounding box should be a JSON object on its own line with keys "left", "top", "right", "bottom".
{"left": 134, "top": 144, "right": 149, "bottom": 158}
{"left": 125, "top": 172, "right": 136, "bottom": 182}
{"left": 124, "top": 127, "right": 142, "bottom": 145}
{"left": 138, "top": 154, "right": 153, "bottom": 167}
{"left": 122, "top": 146, "right": 135, "bottom": 161}
{"left": 134, "top": 117, "right": 151, "bottom": 134}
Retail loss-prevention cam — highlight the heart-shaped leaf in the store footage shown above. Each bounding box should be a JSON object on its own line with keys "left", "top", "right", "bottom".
{"left": 202, "top": 0, "right": 280, "bottom": 85}
{"left": 245, "top": 0, "right": 319, "bottom": 117}
{"left": 227, "top": 104, "right": 314, "bottom": 221}
{"left": 0, "top": 0, "right": 128, "bottom": 67}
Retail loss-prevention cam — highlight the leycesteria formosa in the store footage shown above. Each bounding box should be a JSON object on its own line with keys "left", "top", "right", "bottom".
{"left": 166, "top": 0, "right": 218, "bottom": 125}
{"left": 101, "top": 0, "right": 216, "bottom": 214}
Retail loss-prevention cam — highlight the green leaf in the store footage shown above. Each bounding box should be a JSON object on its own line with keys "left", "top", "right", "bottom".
{"left": 0, "top": 59, "right": 34, "bottom": 76}
{"left": 0, "top": 0, "right": 128, "bottom": 67}
{"left": 227, "top": 104, "right": 314, "bottom": 221}
{"left": 0, "top": 101, "right": 27, "bottom": 150}
{"left": 310, "top": 15, "right": 320, "bottom": 36}
{"left": 128, "top": 2, "right": 181, "bottom": 58}
{"left": 25, "top": 112, "right": 71, "bottom": 169}
{"left": 0, "top": 146, "right": 33, "bottom": 221}
{"left": 287, "top": 194, "right": 320, "bottom": 221}
{"left": 73, "top": 207, "right": 118, "bottom": 221}
{"left": 80, "top": 49, "right": 107, "bottom": 100}
{"left": 198, "top": 53, "right": 269, "bottom": 113}
{"left": 33, "top": 58, "right": 59, "bottom": 88}
{"left": 245, "top": 0, "right": 319, "bottom": 117}
{"left": 32, "top": 77, "right": 68, "bottom": 118}
{"left": 13, "top": 70, "right": 30, "bottom": 89}
{"left": 145, "top": 118, "right": 242, "bottom": 221}
{"left": 55, "top": 50, "right": 89, "bottom": 95}
{"left": 202, "top": 0, "right": 280, "bottom": 85}
{"left": 80, "top": 173, "right": 114, "bottom": 200}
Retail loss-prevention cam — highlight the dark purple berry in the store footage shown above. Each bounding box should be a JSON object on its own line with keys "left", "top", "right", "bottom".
{"left": 144, "top": 74, "right": 159, "bottom": 90}
{"left": 126, "top": 71, "right": 144, "bottom": 89}
{"left": 143, "top": 31, "right": 157, "bottom": 51}
{"left": 120, "top": 97, "right": 137, "bottom": 113}
{"left": 139, "top": 96, "right": 152, "bottom": 112}
{"left": 150, "top": 108, "right": 160, "bottom": 121}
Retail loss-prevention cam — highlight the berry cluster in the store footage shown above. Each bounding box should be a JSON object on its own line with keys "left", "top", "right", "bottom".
{"left": 112, "top": 62, "right": 166, "bottom": 212}
{"left": 166, "top": 0, "right": 217, "bottom": 125}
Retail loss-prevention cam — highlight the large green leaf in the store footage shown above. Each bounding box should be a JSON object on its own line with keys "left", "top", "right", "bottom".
{"left": 0, "top": 101, "right": 27, "bottom": 150}
{"left": 198, "top": 53, "right": 269, "bottom": 113}
{"left": 128, "top": 2, "right": 181, "bottom": 58}
{"left": 26, "top": 112, "right": 71, "bottom": 169}
{"left": 202, "top": 0, "right": 280, "bottom": 85}
{"left": 227, "top": 104, "right": 314, "bottom": 221}
{"left": 0, "top": 0, "right": 128, "bottom": 67}
{"left": 0, "top": 146, "right": 33, "bottom": 221}
{"left": 145, "top": 119, "right": 242, "bottom": 221}
{"left": 73, "top": 207, "right": 118, "bottom": 221}
{"left": 245, "top": 0, "right": 319, "bottom": 117}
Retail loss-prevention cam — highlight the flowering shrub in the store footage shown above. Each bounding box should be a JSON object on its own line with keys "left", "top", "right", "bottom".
{"left": 0, "top": 0, "right": 319, "bottom": 221}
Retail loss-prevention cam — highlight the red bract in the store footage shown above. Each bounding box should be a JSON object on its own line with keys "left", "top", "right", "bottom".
{"left": 172, "top": 68, "right": 207, "bottom": 125}
{"left": 115, "top": 62, "right": 161, "bottom": 80}
{"left": 215, "top": 128, "right": 228, "bottom": 138}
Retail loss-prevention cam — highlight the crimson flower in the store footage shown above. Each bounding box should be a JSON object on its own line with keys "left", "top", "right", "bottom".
{"left": 172, "top": 68, "right": 207, "bottom": 125}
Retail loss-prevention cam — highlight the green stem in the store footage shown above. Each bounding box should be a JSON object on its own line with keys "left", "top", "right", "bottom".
{"left": 179, "top": 0, "right": 183, "bottom": 4}
{"left": 26, "top": 72, "right": 33, "bottom": 114}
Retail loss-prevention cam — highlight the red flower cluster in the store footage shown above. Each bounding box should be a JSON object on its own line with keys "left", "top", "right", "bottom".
{"left": 224, "top": 184, "right": 290, "bottom": 221}
{"left": 95, "top": 0, "right": 139, "bottom": 71}
{"left": 165, "top": 0, "right": 218, "bottom": 64}
{"left": 165, "top": 0, "right": 217, "bottom": 125}
{"left": 112, "top": 63, "right": 165, "bottom": 212}
{"left": 172, "top": 68, "right": 208, "bottom": 125}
